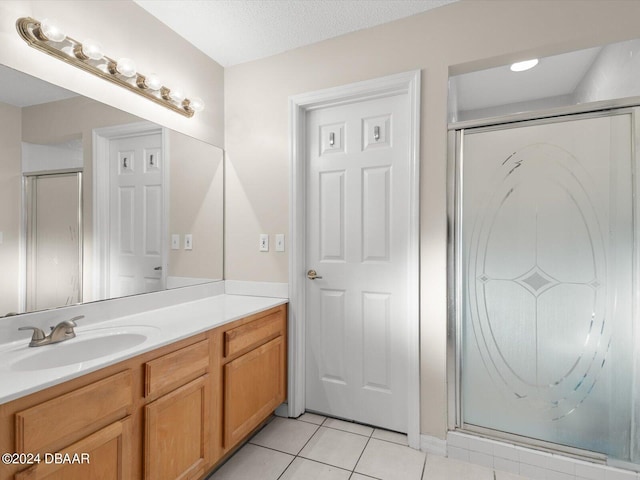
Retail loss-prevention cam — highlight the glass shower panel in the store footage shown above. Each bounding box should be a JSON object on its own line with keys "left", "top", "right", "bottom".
{"left": 460, "top": 113, "right": 634, "bottom": 460}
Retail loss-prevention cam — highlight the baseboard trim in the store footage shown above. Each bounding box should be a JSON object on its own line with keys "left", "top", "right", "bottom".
{"left": 225, "top": 280, "right": 289, "bottom": 298}
{"left": 421, "top": 434, "right": 447, "bottom": 456}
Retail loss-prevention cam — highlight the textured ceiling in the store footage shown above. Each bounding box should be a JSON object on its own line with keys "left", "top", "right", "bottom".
{"left": 133, "top": 0, "right": 458, "bottom": 67}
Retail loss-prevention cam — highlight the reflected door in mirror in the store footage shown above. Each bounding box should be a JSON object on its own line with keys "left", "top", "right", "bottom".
{"left": 109, "top": 133, "right": 165, "bottom": 297}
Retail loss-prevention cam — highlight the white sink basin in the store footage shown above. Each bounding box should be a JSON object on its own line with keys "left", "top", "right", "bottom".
{"left": 10, "top": 325, "right": 159, "bottom": 371}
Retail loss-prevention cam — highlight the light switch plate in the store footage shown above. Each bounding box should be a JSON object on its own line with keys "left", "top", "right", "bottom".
{"left": 275, "top": 234, "right": 285, "bottom": 252}
{"left": 171, "top": 234, "right": 180, "bottom": 250}
{"left": 259, "top": 234, "right": 269, "bottom": 252}
{"left": 184, "top": 234, "right": 193, "bottom": 250}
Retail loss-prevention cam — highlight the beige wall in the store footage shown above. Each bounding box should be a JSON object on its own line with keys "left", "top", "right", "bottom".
{"left": 0, "top": 103, "right": 22, "bottom": 316}
{"left": 168, "top": 130, "right": 224, "bottom": 281}
{"left": 224, "top": 0, "right": 640, "bottom": 439}
{"left": 0, "top": 0, "right": 224, "bottom": 148}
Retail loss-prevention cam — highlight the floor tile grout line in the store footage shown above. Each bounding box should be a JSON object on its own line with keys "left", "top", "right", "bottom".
{"left": 293, "top": 454, "right": 355, "bottom": 475}
{"left": 249, "top": 415, "right": 389, "bottom": 476}
{"left": 296, "top": 415, "right": 410, "bottom": 446}
{"left": 350, "top": 472, "right": 383, "bottom": 480}
{"left": 248, "top": 416, "right": 421, "bottom": 480}
{"left": 249, "top": 422, "right": 321, "bottom": 457}
{"left": 295, "top": 414, "right": 410, "bottom": 441}
{"left": 244, "top": 441, "right": 354, "bottom": 480}
{"left": 274, "top": 452, "right": 297, "bottom": 480}
{"left": 350, "top": 433, "right": 374, "bottom": 477}
{"left": 294, "top": 418, "right": 323, "bottom": 454}
{"left": 420, "top": 451, "right": 428, "bottom": 480}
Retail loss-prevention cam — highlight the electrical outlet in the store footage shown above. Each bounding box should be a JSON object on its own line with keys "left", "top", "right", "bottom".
{"left": 259, "top": 234, "right": 269, "bottom": 252}
{"left": 184, "top": 234, "right": 193, "bottom": 250}
{"left": 275, "top": 234, "right": 285, "bottom": 252}
{"left": 171, "top": 234, "right": 180, "bottom": 250}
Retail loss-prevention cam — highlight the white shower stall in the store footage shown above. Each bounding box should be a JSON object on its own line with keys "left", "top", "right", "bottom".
{"left": 453, "top": 110, "right": 638, "bottom": 466}
{"left": 449, "top": 38, "right": 640, "bottom": 472}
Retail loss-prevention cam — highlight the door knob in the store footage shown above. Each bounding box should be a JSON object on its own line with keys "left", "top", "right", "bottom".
{"left": 154, "top": 266, "right": 162, "bottom": 271}
{"left": 307, "top": 269, "right": 323, "bottom": 280}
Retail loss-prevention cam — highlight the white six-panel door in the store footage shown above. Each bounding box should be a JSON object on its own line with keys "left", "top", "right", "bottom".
{"left": 109, "top": 133, "right": 164, "bottom": 297}
{"left": 305, "top": 93, "right": 411, "bottom": 433}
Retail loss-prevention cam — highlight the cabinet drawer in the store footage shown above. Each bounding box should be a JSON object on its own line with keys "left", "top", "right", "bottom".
{"left": 224, "top": 308, "right": 284, "bottom": 359}
{"left": 15, "top": 370, "right": 132, "bottom": 453}
{"left": 145, "top": 339, "right": 209, "bottom": 398}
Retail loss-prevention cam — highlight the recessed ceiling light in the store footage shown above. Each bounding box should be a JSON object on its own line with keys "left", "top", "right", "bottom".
{"left": 510, "top": 59, "right": 539, "bottom": 72}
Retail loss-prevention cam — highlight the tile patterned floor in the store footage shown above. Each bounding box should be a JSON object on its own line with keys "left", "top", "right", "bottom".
{"left": 206, "top": 413, "right": 532, "bottom": 480}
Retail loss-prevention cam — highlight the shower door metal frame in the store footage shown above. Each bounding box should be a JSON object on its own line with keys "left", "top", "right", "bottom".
{"left": 447, "top": 106, "right": 640, "bottom": 463}
{"left": 23, "top": 169, "right": 84, "bottom": 312}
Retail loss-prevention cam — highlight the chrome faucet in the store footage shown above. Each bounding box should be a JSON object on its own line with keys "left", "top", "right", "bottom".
{"left": 18, "top": 315, "right": 84, "bottom": 347}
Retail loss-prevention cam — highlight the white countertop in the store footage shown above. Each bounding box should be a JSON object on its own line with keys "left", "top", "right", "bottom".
{"left": 0, "top": 294, "right": 287, "bottom": 405}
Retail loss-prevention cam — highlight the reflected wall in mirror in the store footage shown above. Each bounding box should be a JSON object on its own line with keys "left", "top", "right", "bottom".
{"left": 0, "top": 64, "right": 223, "bottom": 316}
{"left": 449, "top": 38, "right": 640, "bottom": 123}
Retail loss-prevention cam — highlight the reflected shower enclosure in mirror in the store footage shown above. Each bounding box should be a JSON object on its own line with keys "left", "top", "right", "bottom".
{"left": 0, "top": 64, "right": 223, "bottom": 316}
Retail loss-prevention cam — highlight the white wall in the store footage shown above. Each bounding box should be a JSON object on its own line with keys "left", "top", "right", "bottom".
{"left": 223, "top": 0, "right": 640, "bottom": 439}
{"left": 21, "top": 140, "right": 82, "bottom": 174}
{"left": 574, "top": 39, "right": 640, "bottom": 104}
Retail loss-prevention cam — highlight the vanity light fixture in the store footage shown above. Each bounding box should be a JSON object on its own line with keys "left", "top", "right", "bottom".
{"left": 16, "top": 17, "right": 204, "bottom": 118}
{"left": 510, "top": 58, "right": 539, "bottom": 72}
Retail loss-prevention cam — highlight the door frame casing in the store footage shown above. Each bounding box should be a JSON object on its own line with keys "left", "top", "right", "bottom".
{"left": 288, "top": 70, "right": 421, "bottom": 448}
{"left": 92, "top": 122, "right": 169, "bottom": 301}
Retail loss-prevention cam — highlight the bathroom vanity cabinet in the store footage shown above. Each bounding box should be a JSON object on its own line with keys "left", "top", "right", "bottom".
{"left": 0, "top": 304, "right": 287, "bottom": 480}
{"left": 221, "top": 306, "right": 287, "bottom": 450}
{"left": 144, "top": 339, "right": 212, "bottom": 480}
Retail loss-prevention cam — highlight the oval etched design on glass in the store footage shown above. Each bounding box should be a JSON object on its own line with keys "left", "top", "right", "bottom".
{"left": 467, "top": 143, "right": 608, "bottom": 421}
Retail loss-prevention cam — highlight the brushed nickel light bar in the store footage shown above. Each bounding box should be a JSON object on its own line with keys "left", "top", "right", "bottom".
{"left": 16, "top": 17, "right": 205, "bottom": 118}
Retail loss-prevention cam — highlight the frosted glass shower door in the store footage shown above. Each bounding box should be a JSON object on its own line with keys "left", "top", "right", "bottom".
{"left": 26, "top": 172, "right": 82, "bottom": 312}
{"left": 460, "top": 113, "right": 635, "bottom": 460}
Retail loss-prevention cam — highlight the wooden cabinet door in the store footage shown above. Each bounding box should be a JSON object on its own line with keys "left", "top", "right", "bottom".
{"left": 223, "top": 336, "right": 286, "bottom": 448}
{"left": 15, "top": 417, "right": 132, "bottom": 480}
{"left": 144, "top": 375, "right": 210, "bottom": 480}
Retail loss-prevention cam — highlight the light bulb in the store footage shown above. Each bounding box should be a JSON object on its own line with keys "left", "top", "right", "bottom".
{"left": 81, "top": 39, "right": 103, "bottom": 60}
{"left": 39, "top": 19, "right": 66, "bottom": 42}
{"left": 145, "top": 73, "right": 162, "bottom": 91}
{"left": 116, "top": 58, "right": 137, "bottom": 78}
{"left": 189, "top": 97, "right": 205, "bottom": 112}
{"left": 168, "top": 87, "right": 185, "bottom": 103}
{"left": 510, "top": 59, "right": 539, "bottom": 72}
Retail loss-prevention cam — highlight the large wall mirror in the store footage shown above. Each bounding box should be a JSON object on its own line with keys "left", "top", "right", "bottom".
{"left": 0, "top": 64, "right": 223, "bottom": 317}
